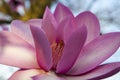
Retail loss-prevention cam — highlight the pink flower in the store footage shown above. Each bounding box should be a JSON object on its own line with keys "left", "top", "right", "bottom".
{"left": 0, "top": 3, "right": 120, "bottom": 80}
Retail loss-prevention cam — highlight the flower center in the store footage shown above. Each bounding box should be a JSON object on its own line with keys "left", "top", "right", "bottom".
{"left": 51, "top": 40, "right": 64, "bottom": 70}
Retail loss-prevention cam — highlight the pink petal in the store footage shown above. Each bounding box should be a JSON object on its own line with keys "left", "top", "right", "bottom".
{"left": 0, "top": 31, "right": 39, "bottom": 68}
{"left": 30, "top": 26, "right": 52, "bottom": 71}
{"left": 56, "top": 26, "right": 87, "bottom": 73}
{"left": 65, "top": 62, "right": 120, "bottom": 80}
{"left": 42, "top": 7, "right": 57, "bottom": 44}
{"left": 75, "top": 11, "right": 100, "bottom": 44}
{"left": 54, "top": 3, "right": 74, "bottom": 23}
{"left": 32, "top": 74, "right": 66, "bottom": 80}
{"left": 11, "top": 20, "right": 34, "bottom": 47}
{"left": 67, "top": 32, "right": 120, "bottom": 75}
{"left": 56, "top": 16, "right": 75, "bottom": 43}
{"left": 9, "top": 69, "right": 44, "bottom": 80}
{"left": 27, "top": 19, "right": 42, "bottom": 28}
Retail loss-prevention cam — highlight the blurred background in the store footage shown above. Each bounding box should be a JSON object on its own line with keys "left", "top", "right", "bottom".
{"left": 0, "top": 0, "right": 120, "bottom": 80}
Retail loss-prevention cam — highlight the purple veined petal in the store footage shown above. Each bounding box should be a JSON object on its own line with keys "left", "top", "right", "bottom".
{"left": 30, "top": 25, "right": 53, "bottom": 71}
{"left": 11, "top": 20, "right": 35, "bottom": 47}
{"left": 67, "top": 32, "right": 120, "bottom": 75}
{"left": 9, "top": 69, "right": 44, "bottom": 80}
{"left": 42, "top": 7, "right": 57, "bottom": 44}
{"left": 54, "top": 3, "right": 74, "bottom": 23}
{"left": 0, "top": 31, "right": 39, "bottom": 68}
{"left": 56, "top": 16, "right": 75, "bottom": 43}
{"left": 56, "top": 25, "right": 87, "bottom": 73}
{"left": 75, "top": 11, "right": 100, "bottom": 45}
{"left": 27, "top": 19, "right": 42, "bottom": 28}
{"left": 64, "top": 62, "right": 120, "bottom": 80}
{"left": 32, "top": 73, "right": 66, "bottom": 80}
{"left": 102, "top": 72, "right": 120, "bottom": 80}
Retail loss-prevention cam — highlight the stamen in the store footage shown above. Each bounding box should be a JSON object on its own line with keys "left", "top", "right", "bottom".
{"left": 51, "top": 40, "right": 64, "bottom": 70}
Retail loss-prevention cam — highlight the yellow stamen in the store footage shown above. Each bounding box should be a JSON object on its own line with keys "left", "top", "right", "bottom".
{"left": 51, "top": 40, "right": 64, "bottom": 70}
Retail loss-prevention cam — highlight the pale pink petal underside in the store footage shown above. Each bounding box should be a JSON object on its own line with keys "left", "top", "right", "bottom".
{"left": 65, "top": 62, "right": 120, "bottom": 80}
{"left": 32, "top": 74, "right": 66, "bottom": 80}
{"left": 67, "top": 32, "right": 120, "bottom": 75}
{"left": 75, "top": 11, "right": 100, "bottom": 44}
{"left": 0, "top": 31, "right": 39, "bottom": 68}
{"left": 56, "top": 26, "right": 87, "bottom": 73}
{"left": 11, "top": 20, "right": 34, "bottom": 47}
{"left": 30, "top": 26, "right": 52, "bottom": 71}
{"left": 9, "top": 69, "right": 43, "bottom": 80}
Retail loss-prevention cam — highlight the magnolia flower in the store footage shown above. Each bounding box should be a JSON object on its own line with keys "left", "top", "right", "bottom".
{"left": 0, "top": 3, "right": 120, "bottom": 80}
